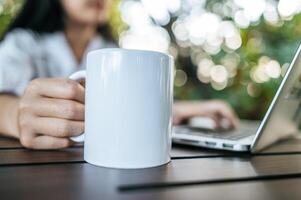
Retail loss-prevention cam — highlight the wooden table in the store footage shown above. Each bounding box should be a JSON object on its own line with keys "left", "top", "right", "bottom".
{"left": 1, "top": 136, "right": 301, "bottom": 200}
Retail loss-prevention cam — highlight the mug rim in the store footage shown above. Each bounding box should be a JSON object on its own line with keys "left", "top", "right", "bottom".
{"left": 87, "top": 48, "right": 173, "bottom": 60}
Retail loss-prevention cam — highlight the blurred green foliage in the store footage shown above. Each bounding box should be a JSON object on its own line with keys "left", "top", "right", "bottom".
{"left": 0, "top": 0, "right": 22, "bottom": 36}
{"left": 171, "top": 2, "right": 301, "bottom": 120}
{"left": 178, "top": 18, "right": 301, "bottom": 119}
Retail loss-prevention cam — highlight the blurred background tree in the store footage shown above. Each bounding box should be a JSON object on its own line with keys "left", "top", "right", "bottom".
{"left": 1, "top": 0, "right": 301, "bottom": 119}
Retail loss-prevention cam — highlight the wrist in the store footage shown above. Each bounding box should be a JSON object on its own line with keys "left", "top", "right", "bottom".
{"left": 0, "top": 95, "right": 20, "bottom": 138}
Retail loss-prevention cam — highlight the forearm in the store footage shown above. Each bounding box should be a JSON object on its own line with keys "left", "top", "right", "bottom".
{"left": 0, "top": 94, "right": 20, "bottom": 138}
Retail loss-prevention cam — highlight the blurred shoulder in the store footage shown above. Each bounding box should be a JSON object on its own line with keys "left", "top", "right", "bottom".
{"left": 1, "top": 28, "right": 40, "bottom": 46}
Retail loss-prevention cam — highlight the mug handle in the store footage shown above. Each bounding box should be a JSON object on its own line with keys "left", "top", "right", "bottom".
{"left": 68, "top": 70, "right": 86, "bottom": 143}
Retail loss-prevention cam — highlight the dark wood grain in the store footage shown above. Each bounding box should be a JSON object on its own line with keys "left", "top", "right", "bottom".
{"left": 84, "top": 154, "right": 301, "bottom": 186}
{"left": 110, "top": 178, "right": 301, "bottom": 200}
{"left": 1, "top": 154, "right": 301, "bottom": 187}
{"left": 128, "top": 178, "right": 301, "bottom": 200}
{"left": 1, "top": 162, "right": 301, "bottom": 200}
{"left": 1, "top": 136, "right": 301, "bottom": 165}
{"left": 0, "top": 148, "right": 84, "bottom": 165}
{"left": 0, "top": 136, "right": 23, "bottom": 149}
{"left": 1, "top": 138, "right": 301, "bottom": 199}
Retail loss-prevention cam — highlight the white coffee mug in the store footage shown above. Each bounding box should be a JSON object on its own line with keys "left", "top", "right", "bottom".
{"left": 69, "top": 48, "right": 174, "bottom": 169}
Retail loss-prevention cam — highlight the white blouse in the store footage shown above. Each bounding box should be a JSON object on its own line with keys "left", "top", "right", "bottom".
{"left": 0, "top": 29, "right": 115, "bottom": 95}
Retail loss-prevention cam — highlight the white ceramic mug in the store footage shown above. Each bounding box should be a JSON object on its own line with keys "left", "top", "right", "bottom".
{"left": 69, "top": 48, "right": 174, "bottom": 169}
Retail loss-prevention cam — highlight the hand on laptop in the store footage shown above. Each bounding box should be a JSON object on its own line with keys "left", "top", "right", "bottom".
{"left": 173, "top": 100, "right": 239, "bottom": 130}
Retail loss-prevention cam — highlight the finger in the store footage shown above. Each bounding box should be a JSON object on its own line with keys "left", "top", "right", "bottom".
{"left": 31, "top": 117, "right": 84, "bottom": 137}
{"left": 31, "top": 135, "right": 73, "bottom": 149}
{"left": 221, "top": 111, "right": 239, "bottom": 128}
{"left": 215, "top": 105, "right": 239, "bottom": 128}
{"left": 173, "top": 102, "right": 204, "bottom": 120}
{"left": 28, "top": 78, "right": 85, "bottom": 103}
{"left": 195, "top": 114, "right": 234, "bottom": 130}
{"left": 32, "top": 98, "right": 84, "bottom": 121}
{"left": 217, "top": 117, "right": 233, "bottom": 130}
{"left": 196, "top": 114, "right": 220, "bottom": 129}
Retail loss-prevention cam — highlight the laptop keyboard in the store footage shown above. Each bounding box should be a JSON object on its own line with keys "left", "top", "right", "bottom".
{"left": 173, "top": 120, "right": 260, "bottom": 141}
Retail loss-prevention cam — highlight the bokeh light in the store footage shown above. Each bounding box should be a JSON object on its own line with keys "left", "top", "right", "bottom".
{"left": 116, "top": 0, "right": 301, "bottom": 118}
{"left": 174, "top": 69, "right": 188, "bottom": 87}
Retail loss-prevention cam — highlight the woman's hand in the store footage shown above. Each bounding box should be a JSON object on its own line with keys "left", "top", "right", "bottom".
{"left": 173, "top": 100, "right": 239, "bottom": 129}
{"left": 18, "top": 78, "right": 85, "bottom": 149}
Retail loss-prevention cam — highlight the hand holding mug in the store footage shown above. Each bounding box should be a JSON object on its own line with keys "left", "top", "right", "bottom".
{"left": 18, "top": 48, "right": 174, "bottom": 169}
{"left": 18, "top": 78, "right": 85, "bottom": 149}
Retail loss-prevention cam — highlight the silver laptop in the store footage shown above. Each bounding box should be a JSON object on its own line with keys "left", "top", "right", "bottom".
{"left": 172, "top": 44, "right": 301, "bottom": 153}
